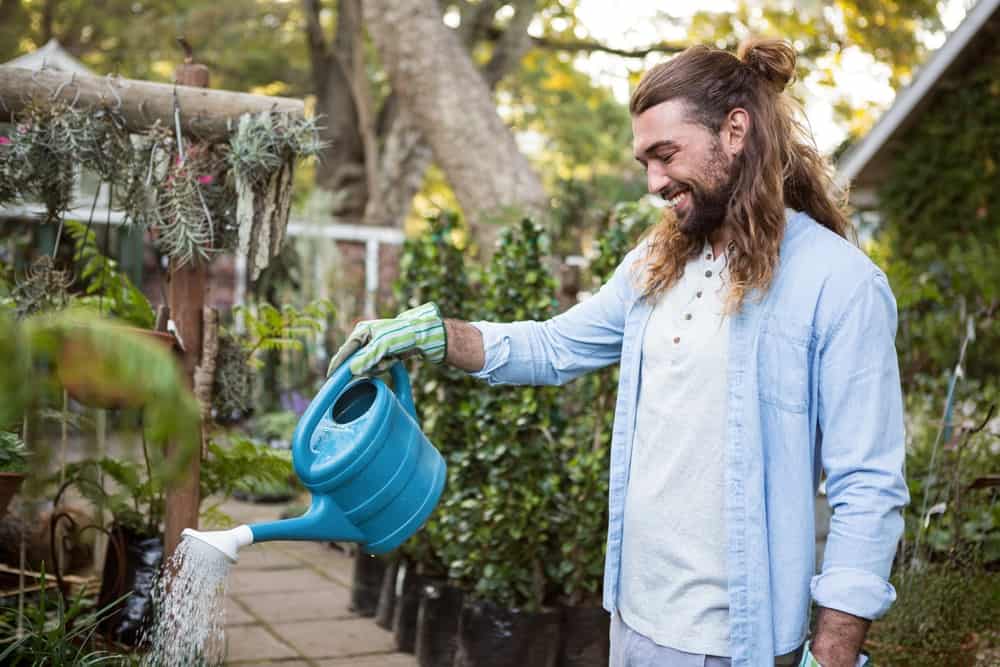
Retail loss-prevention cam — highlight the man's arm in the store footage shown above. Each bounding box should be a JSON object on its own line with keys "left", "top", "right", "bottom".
{"left": 810, "top": 607, "right": 870, "bottom": 667}
{"left": 811, "top": 271, "right": 909, "bottom": 665}
{"left": 444, "top": 319, "right": 485, "bottom": 372}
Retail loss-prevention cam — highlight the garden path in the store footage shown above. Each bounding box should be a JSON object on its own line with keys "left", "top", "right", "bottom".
{"left": 218, "top": 497, "right": 416, "bottom": 667}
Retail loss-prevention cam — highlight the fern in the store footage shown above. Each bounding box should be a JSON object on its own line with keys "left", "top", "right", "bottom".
{"left": 65, "top": 220, "right": 154, "bottom": 329}
{"left": 235, "top": 300, "right": 334, "bottom": 366}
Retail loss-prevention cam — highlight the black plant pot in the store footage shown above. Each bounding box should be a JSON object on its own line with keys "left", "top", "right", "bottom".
{"left": 454, "top": 599, "right": 562, "bottom": 667}
{"left": 392, "top": 561, "right": 424, "bottom": 653}
{"left": 558, "top": 605, "right": 610, "bottom": 667}
{"left": 374, "top": 557, "right": 399, "bottom": 630}
{"left": 97, "top": 524, "right": 163, "bottom": 647}
{"left": 350, "top": 550, "right": 387, "bottom": 617}
{"left": 415, "top": 580, "right": 464, "bottom": 667}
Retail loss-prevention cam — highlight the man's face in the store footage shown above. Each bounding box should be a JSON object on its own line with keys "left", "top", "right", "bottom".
{"left": 632, "top": 99, "right": 737, "bottom": 239}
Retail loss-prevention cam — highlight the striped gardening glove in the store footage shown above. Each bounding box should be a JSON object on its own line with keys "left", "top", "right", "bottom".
{"left": 327, "top": 302, "right": 447, "bottom": 377}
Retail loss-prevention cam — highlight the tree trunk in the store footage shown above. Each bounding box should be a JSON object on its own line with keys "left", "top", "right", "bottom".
{"left": 362, "top": 104, "right": 432, "bottom": 228}
{"left": 305, "top": 0, "right": 368, "bottom": 221}
{"left": 363, "top": 0, "right": 547, "bottom": 238}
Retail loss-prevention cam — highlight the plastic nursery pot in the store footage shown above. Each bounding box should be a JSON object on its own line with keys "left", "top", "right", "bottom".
{"left": 350, "top": 550, "right": 387, "bottom": 617}
{"left": 57, "top": 329, "right": 181, "bottom": 409}
{"left": 374, "top": 557, "right": 400, "bottom": 630}
{"left": 0, "top": 472, "right": 25, "bottom": 520}
{"left": 96, "top": 524, "right": 164, "bottom": 647}
{"left": 454, "top": 599, "right": 562, "bottom": 667}
{"left": 415, "top": 580, "right": 464, "bottom": 667}
{"left": 558, "top": 605, "right": 610, "bottom": 667}
{"left": 392, "top": 561, "right": 425, "bottom": 653}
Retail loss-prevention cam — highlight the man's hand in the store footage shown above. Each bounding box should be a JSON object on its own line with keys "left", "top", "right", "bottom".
{"left": 328, "top": 302, "right": 446, "bottom": 376}
{"left": 807, "top": 607, "right": 870, "bottom": 667}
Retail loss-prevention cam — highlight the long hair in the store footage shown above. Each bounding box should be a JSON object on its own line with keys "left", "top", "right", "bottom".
{"left": 629, "top": 38, "right": 852, "bottom": 310}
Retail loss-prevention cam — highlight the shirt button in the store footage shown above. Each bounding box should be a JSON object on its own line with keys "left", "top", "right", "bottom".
{"left": 673, "top": 336, "right": 680, "bottom": 344}
{"left": 696, "top": 291, "right": 703, "bottom": 298}
{"left": 705, "top": 270, "right": 713, "bottom": 277}
{"left": 684, "top": 313, "right": 692, "bottom": 320}
{"left": 706, "top": 253, "right": 712, "bottom": 260}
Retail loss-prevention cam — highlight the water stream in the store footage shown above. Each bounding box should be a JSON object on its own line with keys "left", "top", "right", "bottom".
{"left": 141, "top": 537, "right": 232, "bottom": 666}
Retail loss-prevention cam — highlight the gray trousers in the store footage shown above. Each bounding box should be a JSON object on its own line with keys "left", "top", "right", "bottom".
{"left": 610, "top": 614, "right": 804, "bottom": 667}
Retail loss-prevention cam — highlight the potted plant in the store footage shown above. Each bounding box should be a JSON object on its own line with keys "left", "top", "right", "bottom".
{"left": 440, "top": 220, "right": 564, "bottom": 667}
{"left": 0, "top": 430, "right": 28, "bottom": 520}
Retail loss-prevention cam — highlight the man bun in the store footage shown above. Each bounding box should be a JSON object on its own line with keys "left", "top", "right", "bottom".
{"left": 737, "top": 38, "right": 796, "bottom": 93}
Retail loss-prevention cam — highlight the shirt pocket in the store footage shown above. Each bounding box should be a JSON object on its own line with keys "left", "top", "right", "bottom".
{"left": 757, "top": 316, "right": 813, "bottom": 413}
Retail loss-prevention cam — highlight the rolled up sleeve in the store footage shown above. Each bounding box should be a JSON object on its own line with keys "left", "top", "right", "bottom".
{"left": 467, "top": 247, "right": 639, "bottom": 386}
{"left": 811, "top": 271, "right": 909, "bottom": 620}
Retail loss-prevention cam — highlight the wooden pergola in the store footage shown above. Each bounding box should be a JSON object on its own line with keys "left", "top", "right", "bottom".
{"left": 0, "top": 57, "right": 304, "bottom": 557}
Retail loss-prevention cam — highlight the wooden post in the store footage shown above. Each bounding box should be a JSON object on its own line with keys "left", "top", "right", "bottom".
{"left": 163, "top": 56, "right": 211, "bottom": 559}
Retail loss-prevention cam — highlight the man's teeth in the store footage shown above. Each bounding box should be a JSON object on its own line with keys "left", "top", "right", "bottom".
{"left": 666, "top": 191, "right": 686, "bottom": 208}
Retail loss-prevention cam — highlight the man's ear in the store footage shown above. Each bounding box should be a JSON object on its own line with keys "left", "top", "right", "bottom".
{"left": 720, "top": 108, "right": 750, "bottom": 158}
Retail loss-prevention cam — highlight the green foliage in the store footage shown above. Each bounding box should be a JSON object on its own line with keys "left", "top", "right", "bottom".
{"left": 868, "top": 563, "right": 999, "bottom": 665}
{"left": 875, "top": 47, "right": 1000, "bottom": 386}
{"left": 200, "top": 436, "right": 293, "bottom": 499}
{"left": 901, "top": 377, "right": 1000, "bottom": 566}
{"left": 228, "top": 114, "right": 326, "bottom": 187}
{"left": 395, "top": 212, "right": 477, "bottom": 573}
{"left": 438, "top": 219, "right": 564, "bottom": 611}
{"left": 235, "top": 300, "right": 334, "bottom": 365}
{"left": 0, "top": 568, "right": 130, "bottom": 666}
{"left": 0, "top": 430, "right": 28, "bottom": 473}
{"left": 64, "top": 220, "right": 155, "bottom": 329}
{"left": 62, "top": 456, "right": 164, "bottom": 537}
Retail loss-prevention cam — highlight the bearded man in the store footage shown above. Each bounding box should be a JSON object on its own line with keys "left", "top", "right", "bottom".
{"left": 329, "top": 39, "right": 908, "bottom": 667}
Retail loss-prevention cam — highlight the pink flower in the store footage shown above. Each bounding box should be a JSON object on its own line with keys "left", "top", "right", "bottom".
{"left": 0, "top": 136, "right": 10, "bottom": 145}
{"left": 197, "top": 174, "right": 215, "bottom": 185}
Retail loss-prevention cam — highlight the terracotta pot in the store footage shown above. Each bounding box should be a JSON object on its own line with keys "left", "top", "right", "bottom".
{"left": 0, "top": 472, "right": 25, "bottom": 520}
{"left": 57, "top": 328, "right": 181, "bottom": 409}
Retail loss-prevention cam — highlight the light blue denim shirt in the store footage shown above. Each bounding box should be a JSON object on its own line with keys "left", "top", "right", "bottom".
{"left": 469, "top": 210, "right": 909, "bottom": 667}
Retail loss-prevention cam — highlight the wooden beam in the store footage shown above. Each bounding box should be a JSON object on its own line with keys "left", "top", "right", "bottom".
{"left": 163, "top": 60, "right": 211, "bottom": 560}
{"left": 0, "top": 66, "right": 304, "bottom": 142}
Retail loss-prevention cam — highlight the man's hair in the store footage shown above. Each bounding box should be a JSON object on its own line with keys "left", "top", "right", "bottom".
{"left": 629, "top": 38, "right": 852, "bottom": 310}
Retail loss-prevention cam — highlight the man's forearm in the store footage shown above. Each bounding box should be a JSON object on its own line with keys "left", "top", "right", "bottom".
{"left": 810, "top": 606, "right": 870, "bottom": 667}
{"left": 444, "top": 319, "right": 485, "bottom": 372}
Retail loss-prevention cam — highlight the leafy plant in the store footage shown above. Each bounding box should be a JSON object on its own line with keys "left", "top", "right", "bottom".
{"left": 199, "top": 435, "right": 296, "bottom": 525}
{"left": 234, "top": 300, "right": 333, "bottom": 366}
{"left": 437, "top": 218, "right": 564, "bottom": 611}
{"left": 0, "top": 430, "right": 28, "bottom": 473}
{"left": 65, "top": 220, "right": 155, "bottom": 329}
{"left": 0, "top": 567, "right": 130, "bottom": 665}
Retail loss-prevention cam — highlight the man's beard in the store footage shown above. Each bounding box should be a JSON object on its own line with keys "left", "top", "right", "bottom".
{"left": 675, "top": 143, "right": 736, "bottom": 241}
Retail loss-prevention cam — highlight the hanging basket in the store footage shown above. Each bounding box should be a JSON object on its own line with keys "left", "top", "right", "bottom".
{"left": 57, "top": 329, "right": 182, "bottom": 409}
{"left": 0, "top": 472, "right": 25, "bottom": 520}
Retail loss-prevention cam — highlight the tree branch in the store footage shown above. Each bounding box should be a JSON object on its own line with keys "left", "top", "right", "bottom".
{"left": 302, "top": 0, "right": 330, "bottom": 97}
{"left": 530, "top": 34, "right": 687, "bottom": 58}
{"left": 482, "top": 0, "right": 538, "bottom": 89}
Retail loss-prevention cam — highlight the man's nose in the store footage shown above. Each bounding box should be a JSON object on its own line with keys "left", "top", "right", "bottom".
{"left": 647, "top": 165, "right": 672, "bottom": 196}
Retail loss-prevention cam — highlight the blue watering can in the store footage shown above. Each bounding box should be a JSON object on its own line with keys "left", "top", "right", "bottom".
{"left": 182, "top": 359, "right": 447, "bottom": 562}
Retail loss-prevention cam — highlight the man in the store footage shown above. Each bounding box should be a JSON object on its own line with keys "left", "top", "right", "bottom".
{"left": 329, "top": 39, "right": 908, "bottom": 667}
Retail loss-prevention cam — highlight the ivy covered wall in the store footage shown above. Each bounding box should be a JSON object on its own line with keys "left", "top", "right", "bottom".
{"left": 873, "top": 40, "right": 1000, "bottom": 386}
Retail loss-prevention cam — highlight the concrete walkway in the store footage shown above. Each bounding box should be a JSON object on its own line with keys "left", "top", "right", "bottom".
{"left": 218, "top": 497, "right": 416, "bottom": 667}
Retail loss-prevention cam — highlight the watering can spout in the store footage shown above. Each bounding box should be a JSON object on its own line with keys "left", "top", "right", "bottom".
{"left": 247, "top": 494, "right": 366, "bottom": 545}
{"left": 182, "top": 525, "right": 253, "bottom": 563}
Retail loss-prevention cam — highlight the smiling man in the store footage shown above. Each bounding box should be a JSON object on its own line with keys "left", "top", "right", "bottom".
{"left": 329, "top": 39, "right": 908, "bottom": 667}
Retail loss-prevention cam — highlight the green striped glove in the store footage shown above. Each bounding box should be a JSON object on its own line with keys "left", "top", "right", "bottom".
{"left": 327, "top": 302, "right": 447, "bottom": 376}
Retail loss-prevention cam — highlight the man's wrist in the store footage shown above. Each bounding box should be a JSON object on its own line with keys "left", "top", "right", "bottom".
{"left": 810, "top": 607, "right": 870, "bottom": 667}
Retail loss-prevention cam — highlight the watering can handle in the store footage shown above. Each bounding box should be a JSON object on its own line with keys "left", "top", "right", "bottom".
{"left": 292, "top": 356, "right": 417, "bottom": 469}
{"left": 389, "top": 361, "right": 416, "bottom": 420}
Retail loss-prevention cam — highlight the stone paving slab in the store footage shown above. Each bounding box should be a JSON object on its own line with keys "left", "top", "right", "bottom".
{"left": 236, "top": 588, "right": 352, "bottom": 623}
{"left": 224, "top": 624, "right": 299, "bottom": 662}
{"left": 273, "top": 617, "right": 397, "bottom": 659}
{"left": 225, "top": 597, "right": 256, "bottom": 626}
{"left": 229, "top": 567, "right": 339, "bottom": 595}
{"left": 317, "top": 654, "right": 417, "bottom": 666}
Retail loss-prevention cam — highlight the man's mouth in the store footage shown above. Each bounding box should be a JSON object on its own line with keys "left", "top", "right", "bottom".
{"left": 664, "top": 188, "right": 690, "bottom": 211}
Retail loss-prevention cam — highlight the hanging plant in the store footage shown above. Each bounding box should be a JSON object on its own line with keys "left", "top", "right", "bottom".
{"left": 211, "top": 329, "right": 254, "bottom": 423}
{"left": 228, "top": 112, "right": 326, "bottom": 280}
{"left": 10, "top": 256, "right": 73, "bottom": 319}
